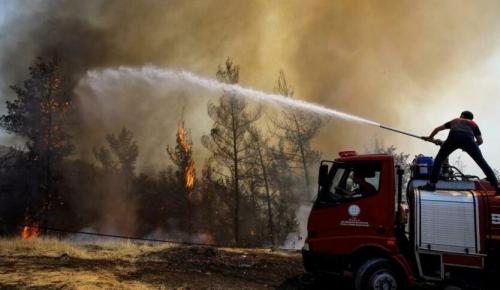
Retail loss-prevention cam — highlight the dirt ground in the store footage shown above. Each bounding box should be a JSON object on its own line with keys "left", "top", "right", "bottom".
{"left": 0, "top": 238, "right": 304, "bottom": 289}
{"left": 0, "top": 238, "right": 438, "bottom": 290}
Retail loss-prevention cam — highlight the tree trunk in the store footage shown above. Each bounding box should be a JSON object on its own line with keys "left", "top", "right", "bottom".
{"left": 42, "top": 87, "right": 54, "bottom": 234}
{"left": 293, "top": 115, "right": 311, "bottom": 198}
{"left": 256, "top": 144, "right": 275, "bottom": 246}
{"left": 231, "top": 106, "right": 240, "bottom": 246}
{"left": 187, "top": 198, "right": 192, "bottom": 236}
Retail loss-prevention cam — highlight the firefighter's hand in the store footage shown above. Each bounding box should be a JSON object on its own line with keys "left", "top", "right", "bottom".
{"left": 433, "top": 139, "right": 443, "bottom": 146}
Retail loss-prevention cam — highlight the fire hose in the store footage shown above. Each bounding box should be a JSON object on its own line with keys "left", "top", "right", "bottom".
{"left": 379, "top": 125, "right": 443, "bottom": 146}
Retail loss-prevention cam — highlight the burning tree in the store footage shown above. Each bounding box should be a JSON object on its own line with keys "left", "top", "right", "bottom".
{"left": 202, "top": 58, "right": 261, "bottom": 246}
{"left": 167, "top": 121, "right": 196, "bottom": 235}
{"left": 271, "top": 71, "right": 322, "bottom": 198}
{"left": 0, "top": 57, "right": 74, "bottom": 237}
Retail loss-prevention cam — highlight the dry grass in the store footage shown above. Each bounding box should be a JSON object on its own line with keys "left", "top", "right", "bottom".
{"left": 0, "top": 236, "right": 174, "bottom": 260}
{"left": 0, "top": 238, "right": 180, "bottom": 289}
{"left": 0, "top": 237, "right": 303, "bottom": 290}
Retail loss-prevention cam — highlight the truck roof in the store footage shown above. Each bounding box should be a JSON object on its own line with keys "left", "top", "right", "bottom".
{"left": 335, "top": 152, "right": 394, "bottom": 162}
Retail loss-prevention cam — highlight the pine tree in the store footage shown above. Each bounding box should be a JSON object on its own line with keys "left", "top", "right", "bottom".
{"left": 247, "top": 127, "right": 275, "bottom": 246}
{"left": 201, "top": 58, "right": 261, "bottom": 245}
{"left": 271, "top": 71, "right": 322, "bottom": 198}
{"left": 0, "top": 57, "right": 74, "bottom": 226}
{"left": 167, "top": 121, "right": 196, "bottom": 235}
{"left": 93, "top": 126, "right": 139, "bottom": 189}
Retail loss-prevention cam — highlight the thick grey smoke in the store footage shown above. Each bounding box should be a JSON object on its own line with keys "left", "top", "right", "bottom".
{"left": 2, "top": 1, "right": 500, "bottom": 158}
{"left": 0, "top": 0, "right": 265, "bottom": 161}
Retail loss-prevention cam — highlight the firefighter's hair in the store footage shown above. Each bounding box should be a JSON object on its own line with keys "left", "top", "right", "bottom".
{"left": 461, "top": 110, "right": 474, "bottom": 120}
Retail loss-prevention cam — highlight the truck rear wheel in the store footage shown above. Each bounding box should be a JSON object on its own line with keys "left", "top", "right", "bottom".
{"left": 354, "top": 258, "right": 402, "bottom": 290}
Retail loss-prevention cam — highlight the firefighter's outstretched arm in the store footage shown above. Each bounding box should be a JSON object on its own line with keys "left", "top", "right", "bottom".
{"left": 421, "top": 125, "right": 446, "bottom": 141}
{"left": 476, "top": 135, "right": 483, "bottom": 146}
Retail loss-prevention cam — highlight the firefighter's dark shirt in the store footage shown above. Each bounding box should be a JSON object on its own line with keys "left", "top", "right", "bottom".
{"left": 354, "top": 180, "right": 376, "bottom": 196}
{"left": 444, "top": 118, "right": 481, "bottom": 138}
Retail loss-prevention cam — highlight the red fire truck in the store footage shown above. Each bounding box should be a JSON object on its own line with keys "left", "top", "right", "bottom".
{"left": 302, "top": 151, "right": 500, "bottom": 290}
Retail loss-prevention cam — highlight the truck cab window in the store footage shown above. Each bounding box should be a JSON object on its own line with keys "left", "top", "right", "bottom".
{"left": 318, "top": 161, "right": 381, "bottom": 203}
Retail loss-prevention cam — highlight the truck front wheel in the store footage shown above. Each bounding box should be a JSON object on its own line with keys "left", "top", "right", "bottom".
{"left": 355, "top": 258, "right": 402, "bottom": 290}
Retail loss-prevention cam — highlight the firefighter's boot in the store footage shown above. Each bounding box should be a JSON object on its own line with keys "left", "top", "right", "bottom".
{"left": 418, "top": 182, "right": 436, "bottom": 191}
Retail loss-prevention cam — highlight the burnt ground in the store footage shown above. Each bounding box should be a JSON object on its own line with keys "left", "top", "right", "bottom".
{"left": 0, "top": 238, "right": 440, "bottom": 289}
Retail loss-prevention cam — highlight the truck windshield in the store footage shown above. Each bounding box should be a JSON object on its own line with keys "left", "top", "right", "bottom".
{"left": 318, "top": 161, "right": 382, "bottom": 203}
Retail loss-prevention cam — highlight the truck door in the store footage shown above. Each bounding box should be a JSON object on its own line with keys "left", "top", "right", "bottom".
{"left": 310, "top": 160, "right": 394, "bottom": 255}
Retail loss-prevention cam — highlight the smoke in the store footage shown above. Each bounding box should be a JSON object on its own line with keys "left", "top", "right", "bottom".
{"left": 2, "top": 1, "right": 500, "bottom": 153}
{"left": 286, "top": 1, "right": 500, "bottom": 155}
{"left": 0, "top": 0, "right": 262, "bottom": 95}
{"left": 2, "top": 0, "right": 500, "bottom": 241}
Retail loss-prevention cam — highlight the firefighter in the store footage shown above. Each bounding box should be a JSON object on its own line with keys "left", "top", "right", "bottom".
{"left": 352, "top": 171, "right": 376, "bottom": 196}
{"left": 420, "top": 110, "right": 500, "bottom": 193}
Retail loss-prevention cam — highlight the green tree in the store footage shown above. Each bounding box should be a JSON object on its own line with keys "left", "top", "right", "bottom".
{"left": 271, "top": 71, "right": 322, "bottom": 198}
{"left": 268, "top": 140, "right": 299, "bottom": 245}
{"left": 92, "top": 127, "right": 139, "bottom": 235}
{"left": 201, "top": 58, "right": 261, "bottom": 245}
{"left": 104, "top": 127, "right": 139, "bottom": 178}
{"left": 248, "top": 127, "right": 276, "bottom": 246}
{"left": 94, "top": 126, "right": 139, "bottom": 191}
{"left": 0, "top": 57, "right": 74, "bottom": 225}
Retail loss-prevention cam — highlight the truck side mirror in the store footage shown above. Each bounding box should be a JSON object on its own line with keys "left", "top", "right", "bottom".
{"left": 318, "top": 164, "right": 329, "bottom": 188}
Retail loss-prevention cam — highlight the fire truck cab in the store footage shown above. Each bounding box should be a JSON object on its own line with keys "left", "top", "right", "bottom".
{"left": 302, "top": 151, "right": 500, "bottom": 290}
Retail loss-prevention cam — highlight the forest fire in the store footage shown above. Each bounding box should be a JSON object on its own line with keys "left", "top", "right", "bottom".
{"left": 177, "top": 125, "right": 195, "bottom": 192}
{"left": 21, "top": 224, "right": 40, "bottom": 240}
{"left": 19, "top": 208, "right": 40, "bottom": 240}
{"left": 185, "top": 160, "right": 195, "bottom": 192}
{"left": 21, "top": 215, "right": 40, "bottom": 240}
{"left": 167, "top": 121, "right": 196, "bottom": 235}
{"left": 167, "top": 122, "right": 195, "bottom": 198}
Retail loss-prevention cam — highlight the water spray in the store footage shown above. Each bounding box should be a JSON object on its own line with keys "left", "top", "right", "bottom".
{"left": 81, "top": 65, "right": 438, "bottom": 145}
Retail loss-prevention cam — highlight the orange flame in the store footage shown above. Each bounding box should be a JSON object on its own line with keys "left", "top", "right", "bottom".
{"left": 21, "top": 211, "right": 40, "bottom": 240}
{"left": 175, "top": 124, "right": 195, "bottom": 191}
{"left": 167, "top": 122, "right": 196, "bottom": 199}
{"left": 185, "top": 160, "right": 195, "bottom": 191}
{"left": 21, "top": 223, "right": 40, "bottom": 240}
{"left": 177, "top": 126, "right": 192, "bottom": 155}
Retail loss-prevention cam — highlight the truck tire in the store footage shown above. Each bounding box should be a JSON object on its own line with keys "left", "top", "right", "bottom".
{"left": 354, "top": 258, "right": 402, "bottom": 290}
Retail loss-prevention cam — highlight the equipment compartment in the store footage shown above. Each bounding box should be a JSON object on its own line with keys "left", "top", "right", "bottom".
{"left": 414, "top": 189, "right": 479, "bottom": 254}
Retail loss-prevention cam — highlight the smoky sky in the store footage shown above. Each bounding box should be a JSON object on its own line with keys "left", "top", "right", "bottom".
{"left": 2, "top": 0, "right": 500, "bottom": 172}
